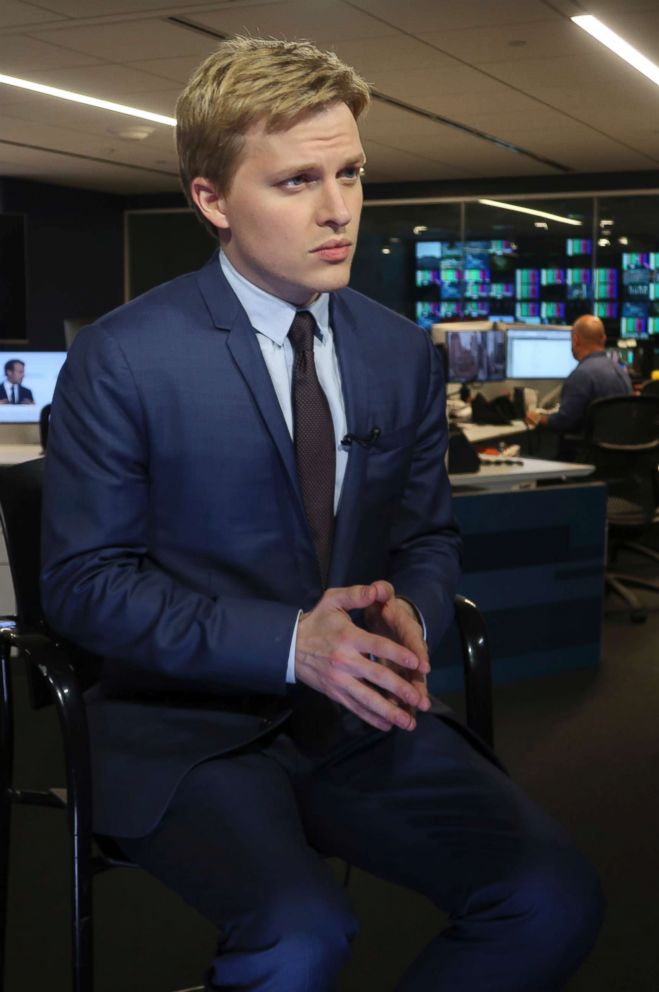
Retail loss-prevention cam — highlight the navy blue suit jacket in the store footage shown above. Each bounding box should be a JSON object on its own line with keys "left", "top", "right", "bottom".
{"left": 41, "top": 254, "right": 461, "bottom": 837}
{"left": 0, "top": 383, "right": 34, "bottom": 403}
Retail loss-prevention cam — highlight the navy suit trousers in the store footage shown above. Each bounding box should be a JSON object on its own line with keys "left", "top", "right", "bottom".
{"left": 117, "top": 712, "right": 603, "bottom": 991}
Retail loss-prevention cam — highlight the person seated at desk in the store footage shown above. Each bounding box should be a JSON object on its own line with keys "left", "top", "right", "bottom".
{"left": 526, "top": 314, "right": 631, "bottom": 434}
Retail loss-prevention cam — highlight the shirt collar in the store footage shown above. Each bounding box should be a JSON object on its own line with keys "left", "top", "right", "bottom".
{"left": 219, "top": 251, "right": 330, "bottom": 346}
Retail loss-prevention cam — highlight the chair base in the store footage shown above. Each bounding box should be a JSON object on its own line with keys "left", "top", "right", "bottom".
{"left": 606, "top": 570, "right": 659, "bottom": 623}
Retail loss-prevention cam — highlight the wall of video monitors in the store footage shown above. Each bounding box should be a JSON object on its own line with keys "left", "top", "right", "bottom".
{"left": 415, "top": 238, "right": 659, "bottom": 339}
{"left": 357, "top": 193, "right": 659, "bottom": 349}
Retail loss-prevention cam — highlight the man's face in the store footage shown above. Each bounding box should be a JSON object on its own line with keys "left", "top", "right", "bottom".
{"left": 193, "top": 101, "right": 365, "bottom": 306}
{"left": 6, "top": 363, "right": 24, "bottom": 384}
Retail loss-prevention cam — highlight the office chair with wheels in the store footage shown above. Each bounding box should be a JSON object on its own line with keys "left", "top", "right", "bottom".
{"left": 0, "top": 457, "right": 494, "bottom": 992}
{"left": 582, "top": 395, "right": 659, "bottom": 622}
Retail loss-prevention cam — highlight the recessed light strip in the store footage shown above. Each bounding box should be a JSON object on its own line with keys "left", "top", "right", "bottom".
{"left": 0, "top": 72, "right": 176, "bottom": 126}
{"left": 478, "top": 198, "right": 583, "bottom": 226}
{"left": 571, "top": 15, "right": 659, "bottom": 87}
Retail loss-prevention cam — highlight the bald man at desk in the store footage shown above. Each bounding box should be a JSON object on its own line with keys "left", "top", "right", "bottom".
{"left": 526, "top": 314, "right": 632, "bottom": 434}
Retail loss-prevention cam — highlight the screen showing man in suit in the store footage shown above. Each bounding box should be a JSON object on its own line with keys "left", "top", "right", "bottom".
{"left": 41, "top": 37, "right": 602, "bottom": 992}
{"left": 0, "top": 359, "right": 34, "bottom": 405}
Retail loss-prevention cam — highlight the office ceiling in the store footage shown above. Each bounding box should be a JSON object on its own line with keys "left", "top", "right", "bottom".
{"left": 1, "top": 0, "right": 659, "bottom": 195}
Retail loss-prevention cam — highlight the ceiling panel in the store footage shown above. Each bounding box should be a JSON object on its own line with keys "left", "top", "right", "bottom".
{"left": 0, "top": 34, "right": 104, "bottom": 71}
{"left": 23, "top": 0, "right": 252, "bottom": 15}
{"left": 422, "top": 20, "right": 588, "bottom": 65}
{"left": 194, "top": 0, "right": 398, "bottom": 42}
{"left": 0, "top": 0, "right": 656, "bottom": 194}
{"left": 348, "top": 0, "right": 553, "bottom": 34}
{"left": 0, "top": 1, "right": 63, "bottom": 29}
{"left": 30, "top": 18, "right": 219, "bottom": 60}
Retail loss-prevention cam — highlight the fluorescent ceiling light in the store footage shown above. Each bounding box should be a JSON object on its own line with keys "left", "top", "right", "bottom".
{"left": 0, "top": 72, "right": 176, "bottom": 126}
{"left": 478, "top": 199, "right": 582, "bottom": 226}
{"left": 571, "top": 14, "right": 659, "bottom": 86}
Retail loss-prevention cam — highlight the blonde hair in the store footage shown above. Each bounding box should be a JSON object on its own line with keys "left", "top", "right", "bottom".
{"left": 176, "top": 36, "right": 371, "bottom": 235}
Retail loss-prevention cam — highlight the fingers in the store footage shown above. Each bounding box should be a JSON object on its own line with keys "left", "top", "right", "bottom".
{"left": 334, "top": 674, "right": 417, "bottom": 732}
{"left": 321, "top": 582, "right": 383, "bottom": 612}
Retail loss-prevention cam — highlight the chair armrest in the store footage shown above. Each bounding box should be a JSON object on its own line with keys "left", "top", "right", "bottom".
{"left": 453, "top": 595, "right": 494, "bottom": 749}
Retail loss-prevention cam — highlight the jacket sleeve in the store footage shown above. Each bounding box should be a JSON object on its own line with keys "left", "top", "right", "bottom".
{"left": 40, "top": 324, "right": 297, "bottom": 697}
{"left": 386, "top": 335, "right": 462, "bottom": 652}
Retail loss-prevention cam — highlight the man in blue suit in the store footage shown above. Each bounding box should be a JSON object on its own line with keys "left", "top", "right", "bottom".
{"left": 41, "top": 36, "right": 602, "bottom": 991}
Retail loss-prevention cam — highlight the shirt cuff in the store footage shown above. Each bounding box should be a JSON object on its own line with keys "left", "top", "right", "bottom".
{"left": 286, "top": 610, "right": 302, "bottom": 683}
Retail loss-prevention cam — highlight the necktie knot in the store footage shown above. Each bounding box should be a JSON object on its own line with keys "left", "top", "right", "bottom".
{"left": 288, "top": 310, "right": 316, "bottom": 353}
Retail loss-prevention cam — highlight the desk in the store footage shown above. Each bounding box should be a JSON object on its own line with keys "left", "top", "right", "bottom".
{"left": 0, "top": 444, "right": 42, "bottom": 465}
{"left": 450, "top": 456, "right": 594, "bottom": 490}
{"left": 459, "top": 420, "right": 528, "bottom": 444}
{"left": 431, "top": 481, "right": 607, "bottom": 692}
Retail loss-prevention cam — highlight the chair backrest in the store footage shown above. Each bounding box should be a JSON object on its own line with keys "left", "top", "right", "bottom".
{"left": 0, "top": 457, "right": 101, "bottom": 706}
{"left": 581, "top": 395, "right": 659, "bottom": 529}
{"left": 0, "top": 458, "right": 45, "bottom": 630}
{"left": 39, "top": 403, "right": 52, "bottom": 451}
{"left": 584, "top": 394, "right": 659, "bottom": 447}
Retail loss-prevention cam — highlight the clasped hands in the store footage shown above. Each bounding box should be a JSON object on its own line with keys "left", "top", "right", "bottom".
{"left": 295, "top": 581, "right": 431, "bottom": 733}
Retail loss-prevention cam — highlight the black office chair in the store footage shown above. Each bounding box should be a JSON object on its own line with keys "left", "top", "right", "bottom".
{"left": 38, "top": 403, "right": 51, "bottom": 451}
{"left": 581, "top": 395, "right": 659, "bottom": 622}
{"left": 640, "top": 378, "right": 659, "bottom": 397}
{"left": 0, "top": 457, "right": 494, "bottom": 992}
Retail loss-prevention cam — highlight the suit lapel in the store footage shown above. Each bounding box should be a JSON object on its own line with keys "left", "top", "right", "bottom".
{"left": 328, "top": 293, "right": 372, "bottom": 585}
{"left": 196, "top": 255, "right": 302, "bottom": 507}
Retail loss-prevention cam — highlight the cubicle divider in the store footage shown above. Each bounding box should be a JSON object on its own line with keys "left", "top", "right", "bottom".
{"left": 430, "top": 481, "right": 607, "bottom": 692}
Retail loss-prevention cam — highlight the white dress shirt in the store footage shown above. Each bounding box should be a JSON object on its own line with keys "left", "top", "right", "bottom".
{"left": 219, "top": 252, "right": 349, "bottom": 682}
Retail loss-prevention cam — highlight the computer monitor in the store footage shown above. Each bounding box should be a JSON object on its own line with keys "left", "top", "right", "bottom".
{"left": 505, "top": 328, "right": 578, "bottom": 380}
{"left": 445, "top": 330, "right": 506, "bottom": 383}
{"left": 0, "top": 351, "right": 66, "bottom": 423}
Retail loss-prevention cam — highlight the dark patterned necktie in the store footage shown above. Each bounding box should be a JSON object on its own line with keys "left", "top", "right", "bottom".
{"left": 288, "top": 310, "right": 336, "bottom": 583}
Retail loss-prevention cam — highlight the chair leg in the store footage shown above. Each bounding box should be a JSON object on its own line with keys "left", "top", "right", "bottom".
{"left": 0, "top": 792, "right": 10, "bottom": 992}
{"left": 71, "top": 818, "right": 94, "bottom": 992}
{"left": 606, "top": 574, "right": 648, "bottom": 623}
{"left": 0, "top": 645, "right": 13, "bottom": 992}
{"left": 617, "top": 541, "right": 659, "bottom": 566}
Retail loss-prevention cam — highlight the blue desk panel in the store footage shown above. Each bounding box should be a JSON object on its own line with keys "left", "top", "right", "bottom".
{"left": 430, "top": 482, "right": 607, "bottom": 692}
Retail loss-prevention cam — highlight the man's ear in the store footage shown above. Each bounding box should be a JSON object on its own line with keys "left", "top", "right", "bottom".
{"left": 190, "top": 177, "right": 229, "bottom": 231}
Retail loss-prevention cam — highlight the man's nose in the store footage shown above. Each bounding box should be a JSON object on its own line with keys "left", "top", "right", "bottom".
{"left": 318, "top": 181, "right": 352, "bottom": 228}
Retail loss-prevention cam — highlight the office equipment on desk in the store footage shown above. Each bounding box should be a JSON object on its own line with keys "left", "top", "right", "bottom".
{"left": 505, "top": 327, "right": 577, "bottom": 380}
{"left": 450, "top": 456, "right": 594, "bottom": 490}
{"left": 461, "top": 420, "right": 529, "bottom": 445}
{"left": 0, "top": 352, "right": 66, "bottom": 425}
{"left": 444, "top": 329, "right": 506, "bottom": 383}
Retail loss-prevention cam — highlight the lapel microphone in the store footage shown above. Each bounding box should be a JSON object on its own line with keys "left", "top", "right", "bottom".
{"left": 340, "top": 426, "right": 381, "bottom": 448}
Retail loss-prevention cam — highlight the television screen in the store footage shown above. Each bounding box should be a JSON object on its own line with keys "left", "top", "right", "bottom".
{"left": 0, "top": 351, "right": 66, "bottom": 422}
{"left": 446, "top": 330, "right": 505, "bottom": 383}
{"left": 506, "top": 328, "right": 577, "bottom": 379}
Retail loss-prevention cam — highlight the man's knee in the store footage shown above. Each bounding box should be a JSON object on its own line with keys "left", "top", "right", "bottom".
{"left": 211, "top": 884, "right": 357, "bottom": 990}
{"left": 498, "top": 846, "right": 604, "bottom": 979}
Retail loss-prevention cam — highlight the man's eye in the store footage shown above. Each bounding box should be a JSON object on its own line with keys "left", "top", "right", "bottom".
{"left": 341, "top": 166, "right": 365, "bottom": 181}
{"left": 282, "top": 175, "right": 307, "bottom": 188}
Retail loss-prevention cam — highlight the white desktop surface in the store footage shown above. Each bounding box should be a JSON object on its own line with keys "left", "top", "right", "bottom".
{"left": 450, "top": 456, "right": 594, "bottom": 490}
{"left": 0, "top": 444, "right": 42, "bottom": 465}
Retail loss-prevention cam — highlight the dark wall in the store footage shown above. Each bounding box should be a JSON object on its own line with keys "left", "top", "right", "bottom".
{"left": 0, "top": 178, "right": 125, "bottom": 349}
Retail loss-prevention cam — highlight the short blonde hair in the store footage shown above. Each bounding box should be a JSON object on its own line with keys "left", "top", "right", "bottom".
{"left": 176, "top": 36, "right": 371, "bottom": 235}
